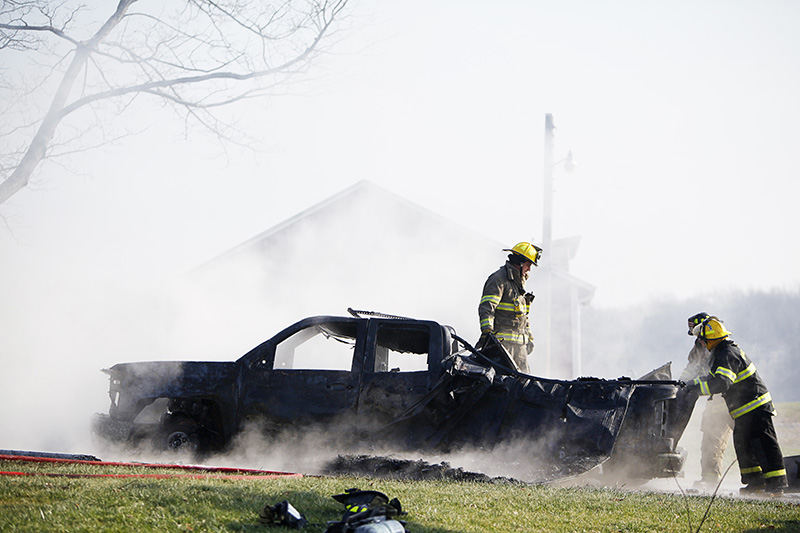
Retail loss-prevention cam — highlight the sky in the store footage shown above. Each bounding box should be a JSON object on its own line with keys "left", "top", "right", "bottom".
{"left": 1, "top": 1, "right": 799, "bottom": 453}
{"left": 2, "top": 1, "right": 799, "bottom": 307}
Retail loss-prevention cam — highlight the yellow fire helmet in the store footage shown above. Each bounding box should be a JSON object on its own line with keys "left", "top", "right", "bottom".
{"left": 503, "top": 242, "right": 543, "bottom": 266}
{"left": 692, "top": 316, "right": 732, "bottom": 340}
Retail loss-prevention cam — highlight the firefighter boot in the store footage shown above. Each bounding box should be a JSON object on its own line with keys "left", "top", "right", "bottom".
{"left": 765, "top": 475, "right": 788, "bottom": 495}
{"left": 739, "top": 478, "right": 765, "bottom": 495}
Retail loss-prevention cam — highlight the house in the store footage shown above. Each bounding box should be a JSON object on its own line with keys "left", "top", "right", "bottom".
{"left": 191, "top": 180, "right": 593, "bottom": 378}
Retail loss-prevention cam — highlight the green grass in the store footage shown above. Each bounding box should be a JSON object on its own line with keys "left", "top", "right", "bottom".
{"left": 1, "top": 460, "right": 799, "bottom": 533}
{"left": 2, "top": 402, "right": 799, "bottom": 532}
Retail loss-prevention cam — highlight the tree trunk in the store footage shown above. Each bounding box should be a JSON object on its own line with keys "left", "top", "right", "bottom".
{"left": 0, "top": 50, "right": 87, "bottom": 204}
{"left": 0, "top": 0, "right": 135, "bottom": 205}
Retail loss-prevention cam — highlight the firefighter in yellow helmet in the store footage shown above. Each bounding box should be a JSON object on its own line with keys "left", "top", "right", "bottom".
{"left": 678, "top": 312, "right": 734, "bottom": 490}
{"left": 685, "top": 316, "right": 788, "bottom": 494}
{"left": 477, "top": 242, "right": 541, "bottom": 373}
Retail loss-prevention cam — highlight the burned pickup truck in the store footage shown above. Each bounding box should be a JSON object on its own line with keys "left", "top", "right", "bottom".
{"left": 93, "top": 310, "right": 692, "bottom": 481}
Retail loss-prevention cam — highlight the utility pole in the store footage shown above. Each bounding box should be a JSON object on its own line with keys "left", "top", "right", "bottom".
{"left": 541, "top": 113, "right": 555, "bottom": 376}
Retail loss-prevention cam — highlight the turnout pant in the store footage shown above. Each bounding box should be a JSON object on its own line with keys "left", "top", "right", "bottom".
{"left": 501, "top": 342, "right": 529, "bottom": 374}
{"left": 733, "top": 408, "right": 787, "bottom": 489}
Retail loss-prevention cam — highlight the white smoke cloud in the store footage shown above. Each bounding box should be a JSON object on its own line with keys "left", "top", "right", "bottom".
{"left": 0, "top": 184, "right": 504, "bottom": 458}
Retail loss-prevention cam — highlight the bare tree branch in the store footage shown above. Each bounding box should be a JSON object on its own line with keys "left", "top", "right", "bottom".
{"left": 1, "top": 0, "right": 82, "bottom": 49}
{"left": 0, "top": 22, "right": 79, "bottom": 47}
{"left": 0, "top": 0, "right": 350, "bottom": 205}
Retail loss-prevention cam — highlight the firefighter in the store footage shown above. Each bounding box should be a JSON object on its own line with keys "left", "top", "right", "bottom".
{"left": 478, "top": 241, "right": 541, "bottom": 373}
{"left": 685, "top": 316, "right": 788, "bottom": 494}
{"left": 679, "top": 312, "right": 734, "bottom": 489}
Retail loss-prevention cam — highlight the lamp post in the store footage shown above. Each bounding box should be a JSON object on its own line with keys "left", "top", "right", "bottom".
{"left": 543, "top": 114, "right": 555, "bottom": 260}
{"left": 540, "top": 113, "right": 574, "bottom": 376}
{"left": 541, "top": 114, "right": 555, "bottom": 376}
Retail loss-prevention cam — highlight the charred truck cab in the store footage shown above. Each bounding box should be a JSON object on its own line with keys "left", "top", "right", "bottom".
{"left": 93, "top": 311, "right": 690, "bottom": 482}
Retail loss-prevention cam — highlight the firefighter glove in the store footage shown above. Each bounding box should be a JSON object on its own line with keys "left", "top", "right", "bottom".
{"left": 524, "top": 292, "right": 535, "bottom": 304}
{"left": 477, "top": 331, "right": 491, "bottom": 347}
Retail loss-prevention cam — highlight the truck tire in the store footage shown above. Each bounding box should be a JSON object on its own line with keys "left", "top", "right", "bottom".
{"left": 154, "top": 416, "right": 203, "bottom": 455}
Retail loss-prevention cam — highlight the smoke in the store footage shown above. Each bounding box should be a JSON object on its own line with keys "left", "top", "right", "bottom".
{"left": 0, "top": 237, "right": 184, "bottom": 452}
{"left": 0, "top": 182, "right": 501, "bottom": 458}
{"left": 581, "top": 291, "right": 800, "bottom": 402}
{"left": 3, "top": 181, "right": 758, "bottom": 496}
{"left": 165, "top": 182, "right": 503, "bottom": 358}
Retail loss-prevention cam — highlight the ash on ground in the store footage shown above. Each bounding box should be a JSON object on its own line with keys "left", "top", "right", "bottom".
{"left": 323, "top": 454, "right": 525, "bottom": 484}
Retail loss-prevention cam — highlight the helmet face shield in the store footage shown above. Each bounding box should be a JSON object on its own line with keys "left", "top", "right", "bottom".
{"left": 687, "top": 312, "right": 710, "bottom": 335}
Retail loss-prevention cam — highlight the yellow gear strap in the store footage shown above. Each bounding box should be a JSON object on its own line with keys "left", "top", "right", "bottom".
{"left": 730, "top": 392, "right": 772, "bottom": 419}
{"left": 740, "top": 466, "right": 763, "bottom": 474}
{"left": 733, "top": 362, "right": 756, "bottom": 383}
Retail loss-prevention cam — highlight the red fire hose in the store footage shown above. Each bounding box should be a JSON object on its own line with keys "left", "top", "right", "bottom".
{"left": 0, "top": 453, "right": 302, "bottom": 480}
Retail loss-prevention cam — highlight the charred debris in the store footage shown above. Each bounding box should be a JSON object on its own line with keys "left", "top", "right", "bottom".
{"left": 93, "top": 309, "right": 690, "bottom": 482}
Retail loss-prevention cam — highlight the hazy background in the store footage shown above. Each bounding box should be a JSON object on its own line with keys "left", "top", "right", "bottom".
{"left": 1, "top": 1, "right": 799, "bottom": 462}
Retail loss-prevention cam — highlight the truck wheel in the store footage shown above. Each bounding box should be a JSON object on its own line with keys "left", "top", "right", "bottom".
{"left": 155, "top": 417, "right": 202, "bottom": 454}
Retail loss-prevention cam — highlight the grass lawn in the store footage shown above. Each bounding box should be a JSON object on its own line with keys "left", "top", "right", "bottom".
{"left": 2, "top": 402, "right": 799, "bottom": 532}
{"left": 1, "top": 459, "right": 799, "bottom": 532}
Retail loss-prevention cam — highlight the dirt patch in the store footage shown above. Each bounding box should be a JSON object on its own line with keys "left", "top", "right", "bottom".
{"left": 323, "top": 454, "right": 524, "bottom": 484}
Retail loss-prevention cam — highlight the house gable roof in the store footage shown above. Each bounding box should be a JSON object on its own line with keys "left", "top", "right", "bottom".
{"left": 200, "top": 179, "right": 501, "bottom": 268}
{"left": 196, "top": 180, "right": 594, "bottom": 306}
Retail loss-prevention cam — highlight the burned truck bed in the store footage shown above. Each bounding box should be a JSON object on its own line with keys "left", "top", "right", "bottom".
{"left": 93, "top": 312, "right": 690, "bottom": 481}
